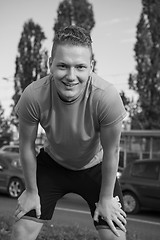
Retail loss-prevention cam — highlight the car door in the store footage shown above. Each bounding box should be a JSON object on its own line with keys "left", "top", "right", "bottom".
{"left": 143, "top": 162, "right": 160, "bottom": 209}
{"left": 0, "top": 157, "right": 9, "bottom": 190}
{"left": 132, "top": 162, "right": 160, "bottom": 209}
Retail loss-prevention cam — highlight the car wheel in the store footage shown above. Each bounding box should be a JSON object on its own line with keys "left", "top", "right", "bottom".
{"left": 8, "top": 178, "right": 24, "bottom": 198}
{"left": 123, "top": 191, "right": 140, "bottom": 214}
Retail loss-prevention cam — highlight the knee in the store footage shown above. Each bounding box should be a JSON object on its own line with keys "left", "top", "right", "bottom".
{"left": 11, "top": 222, "right": 28, "bottom": 240}
{"left": 98, "top": 228, "right": 126, "bottom": 240}
{"left": 11, "top": 219, "right": 42, "bottom": 240}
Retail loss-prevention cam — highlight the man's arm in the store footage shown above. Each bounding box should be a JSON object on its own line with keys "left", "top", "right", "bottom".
{"left": 15, "top": 118, "right": 41, "bottom": 220}
{"left": 99, "top": 121, "right": 121, "bottom": 200}
{"left": 94, "top": 121, "right": 126, "bottom": 236}
{"left": 19, "top": 119, "right": 38, "bottom": 192}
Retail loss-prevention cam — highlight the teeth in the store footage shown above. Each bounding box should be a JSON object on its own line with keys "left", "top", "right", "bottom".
{"left": 65, "top": 83, "right": 76, "bottom": 87}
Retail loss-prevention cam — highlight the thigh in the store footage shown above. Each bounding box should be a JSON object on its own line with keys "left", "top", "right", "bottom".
{"left": 74, "top": 163, "right": 102, "bottom": 217}
{"left": 78, "top": 163, "right": 125, "bottom": 228}
{"left": 23, "top": 149, "right": 69, "bottom": 221}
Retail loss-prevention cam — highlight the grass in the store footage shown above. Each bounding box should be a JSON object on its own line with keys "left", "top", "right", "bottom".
{"left": 0, "top": 214, "right": 157, "bottom": 240}
{"left": 0, "top": 215, "right": 99, "bottom": 240}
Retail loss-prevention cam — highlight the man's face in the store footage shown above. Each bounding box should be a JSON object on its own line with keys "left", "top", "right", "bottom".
{"left": 49, "top": 44, "right": 93, "bottom": 102}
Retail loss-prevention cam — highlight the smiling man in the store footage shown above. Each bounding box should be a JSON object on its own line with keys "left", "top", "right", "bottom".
{"left": 50, "top": 44, "right": 92, "bottom": 102}
{"left": 12, "top": 26, "right": 127, "bottom": 240}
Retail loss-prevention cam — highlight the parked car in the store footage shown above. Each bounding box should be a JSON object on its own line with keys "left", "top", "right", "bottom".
{"left": 117, "top": 166, "right": 124, "bottom": 179}
{"left": 120, "top": 159, "right": 160, "bottom": 214}
{"left": 0, "top": 145, "right": 19, "bottom": 154}
{"left": 0, "top": 144, "right": 41, "bottom": 156}
{"left": 0, "top": 153, "right": 25, "bottom": 198}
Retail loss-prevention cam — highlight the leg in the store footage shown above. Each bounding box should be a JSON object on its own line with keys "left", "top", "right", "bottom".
{"left": 11, "top": 218, "right": 43, "bottom": 240}
{"left": 76, "top": 164, "right": 127, "bottom": 239}
{"left": 11, "top": 150, "right": 70, "bottom": 240}
{"left": 98, "top": 228, "right": 126, "bottom": 240}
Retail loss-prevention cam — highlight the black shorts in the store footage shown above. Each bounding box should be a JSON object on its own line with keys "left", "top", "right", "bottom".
{"left": 23, "top": 148, "right": 124, "bottom": 229}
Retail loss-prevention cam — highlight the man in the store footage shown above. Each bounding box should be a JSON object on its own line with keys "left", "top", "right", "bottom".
{"left": 12, "top": 26, "right": 127, "bottom": 240}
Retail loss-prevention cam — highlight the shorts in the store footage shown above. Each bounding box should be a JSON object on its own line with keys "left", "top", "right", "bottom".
{"left": 23, "top": 148, "right": 125, "bottom": 230}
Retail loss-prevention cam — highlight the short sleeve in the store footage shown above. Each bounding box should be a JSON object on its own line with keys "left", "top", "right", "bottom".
{"left": 98, "top": 85, "right": 127, "bottom": 127}
{"left": 15, "top": 84, "right": 40, "bottom": 124}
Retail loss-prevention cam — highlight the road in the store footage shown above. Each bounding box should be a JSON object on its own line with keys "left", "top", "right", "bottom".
{"left": 0, "top": 193, "right": 160, "bottom": 239}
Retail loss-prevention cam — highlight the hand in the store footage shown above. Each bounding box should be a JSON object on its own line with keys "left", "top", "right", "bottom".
{"left": 94, "top": 196, "right": 127, "bottom": 237}
{"left": 15, "top": 190, "right": 41, "bottom": 221}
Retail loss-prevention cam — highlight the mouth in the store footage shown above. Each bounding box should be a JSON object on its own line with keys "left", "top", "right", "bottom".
{"left": 62, "top": 82, "right": 79, "bottom": 88}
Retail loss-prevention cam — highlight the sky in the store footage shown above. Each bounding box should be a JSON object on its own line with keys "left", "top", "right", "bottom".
{"left": 0, "top": 0, "right": 142, "bottom": 117}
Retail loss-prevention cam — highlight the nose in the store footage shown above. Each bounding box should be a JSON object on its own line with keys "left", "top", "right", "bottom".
{"left": 67, "top": 68, "right": 76, "bottom": 81}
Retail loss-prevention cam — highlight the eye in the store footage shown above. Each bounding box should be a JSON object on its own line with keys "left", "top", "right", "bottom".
{"left": 76, "top": 65, "right": 86, "bottom": 71}
{"left": 57, "top": 63, "right": 67, "bottom": 70}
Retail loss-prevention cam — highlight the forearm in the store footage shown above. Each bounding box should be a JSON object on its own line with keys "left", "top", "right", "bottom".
{"left": 20, "top": 147, "right": 38, "bottom": 193}
{"left": 99, "top": 149, "right": 119, "bottom": 201}
{"left": 95, "top": 123, "right": 126, "bottom": 235}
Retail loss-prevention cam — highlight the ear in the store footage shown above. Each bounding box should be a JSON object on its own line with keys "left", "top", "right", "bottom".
{"left": 90, "top": 60, "right": 94, "bottom": 73}
{"left": 49, "top": 57, "right": 53, "bottom": 68}
{"left": 49, "top": 57, "right": 53, "bottom": 73}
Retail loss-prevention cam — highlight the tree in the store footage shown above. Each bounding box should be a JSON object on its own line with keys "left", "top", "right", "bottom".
{"left": 120, "top": 91, "right": 142, "bottom": 130}
{"left": 53, "top": 0, "right": 96, "bottom": 70}
{"left": 0, "top": 103, "right": 12, "bottom": 147}
{"left": 54, "top": 0, "right": 95, "bottom": 33}
{"left": 120, "top": 91, "right": 131, "bottom": 112}
{"left": 128, "top": 0, "right": 160, "bottom": 129}
{"left": 12, "top": 19, "right": 48, "bottom": 109}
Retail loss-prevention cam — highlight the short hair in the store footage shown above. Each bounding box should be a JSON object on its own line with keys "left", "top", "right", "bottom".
{"left": 51, "top": 25, "right": 93, "bottom": 60}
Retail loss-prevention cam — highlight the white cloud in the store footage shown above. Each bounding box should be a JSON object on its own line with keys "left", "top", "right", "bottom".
{"left": 121, "top": 38, "right": 136, "bottom": 44}
{"left": 123, "top": 28, "right": 136, "bottom": 35}
{"left": 100, "top": 17, "right": 129, "bottom": 26}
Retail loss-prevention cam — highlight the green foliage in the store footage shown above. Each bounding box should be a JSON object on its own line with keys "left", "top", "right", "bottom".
{"left": 0, "top": 214, "right": 99, "bottom": 240}
{"left": 0, "top": 215, "right": 13, "bottom": 240}
{"left": 12, "top": 19, "right": 48, "bottom": 108}
{"left": 128, "top": 0, "right": 160, "bottom": 129}
{"left": 0, "top": 214, "right": 140, "bottom": 240}
{"left": 0, "top": 104, "right": 12, "bottom": 147}
{"left": 38, "top": 224, "right": 99, "bottom": 240}
{"left": 53, "top": 0, "right": 96, "bottom": 72}
{"left": 120, "top": 91, "right": 143, "bottom": 129}
{"left": 11, "top": 19, "right": 48, "bottom": 127}
{"left": 120, "top": 91, "right": 131, "bottom": 112}
{"left": 53, "top": 0, "right": 95, "bottom": 34}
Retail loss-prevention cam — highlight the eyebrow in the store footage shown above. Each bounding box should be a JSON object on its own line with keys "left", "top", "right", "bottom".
{"left": 57, "top": 61, "right": 88, "bottom": 66}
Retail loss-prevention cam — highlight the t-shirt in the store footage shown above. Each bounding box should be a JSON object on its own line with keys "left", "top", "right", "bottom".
{"left": 15, "top": 72, "right": 126, "bottom": 170}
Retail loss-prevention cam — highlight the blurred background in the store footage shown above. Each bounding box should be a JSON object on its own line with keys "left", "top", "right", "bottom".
{"left": 0, "top": 0, "right": 141, "bottom": 117}
{"left": 1, "top": 3, "right": 160, "bottom": 239}
{"left": 1, "top": 0, "right": 160, "bottom": 168}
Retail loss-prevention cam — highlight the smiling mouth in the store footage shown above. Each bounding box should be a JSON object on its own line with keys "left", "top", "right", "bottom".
{"left": 63, "top": 82, "right": 78, "bottom": 87}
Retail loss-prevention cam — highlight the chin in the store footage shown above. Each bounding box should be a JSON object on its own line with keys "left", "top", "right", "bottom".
{"left": 64, "top": 96, "right": 76, "bottom": 102}
{"left": 61, "top": 90, "right": 78, "bottom": 99}
{"left": 59, "top": 92, "right": 76, "bottom": 102}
